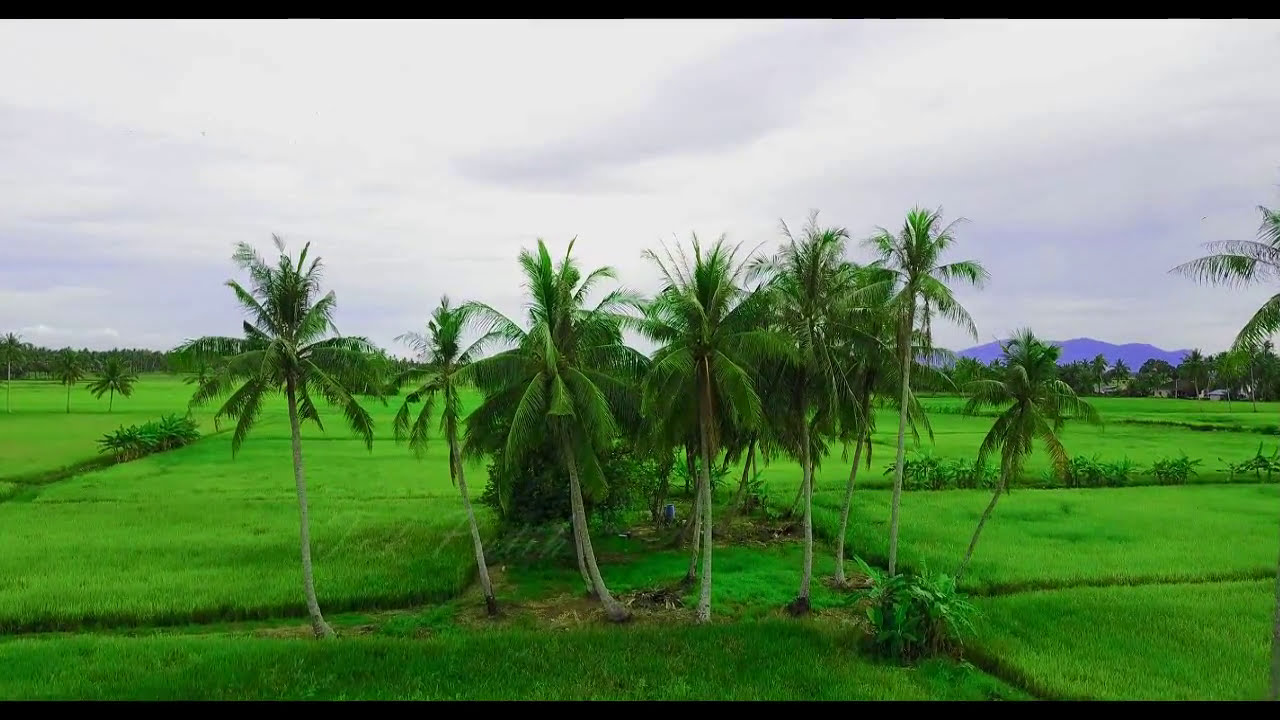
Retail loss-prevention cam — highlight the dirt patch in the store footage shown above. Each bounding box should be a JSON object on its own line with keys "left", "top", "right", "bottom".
{"left": 252, "top": 624, "right": 315, "bottom": 639}
{"left": 621, "top": 585, "right": 685, "bottom": 611}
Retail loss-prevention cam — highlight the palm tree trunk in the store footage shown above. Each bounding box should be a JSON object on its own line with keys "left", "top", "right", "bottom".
{"left": 791, "top": 419, "right": 814, "bottom": 615}
{"left": 683, "top": 473, "right": 704, "bottom": 585}
{"left": 1253, "top": 363, "right": 1259, "bottom": 412}
{"left": 572, "top": 520, "right": 594, "bottom": 597}
{"left": 449, "top": 422, "right": 497, "bottom": 616}
{"left": 888, "top": 309, "right": 915, "bottom": 576}
{"left": 732, "top": 438, "right": 757, "bottom": 512}
{"left": 65, "top": 383, "right": 71, "bottom": 414}
{"left": 957, "top": 458, "right": 1010, "bottom": 584}
{"left": 560, "top": 425, "right": 629, "bottom": 622}
{"left": 834, "top": 424, "right": 868, "bottom": 586}
{"left": 5, "top": 360, "right": 10, "bottom": 413}
{"left": 109, "top": 387, "right": 114, "bottom": 413}
{"left": 695, "top": 368, "right": 715, "bottom": 623}
{"left": 285, "top": 377, "right": 334, "bottom": 639}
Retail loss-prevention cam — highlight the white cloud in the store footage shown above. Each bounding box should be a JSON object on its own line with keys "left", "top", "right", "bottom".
{"left": 0, "top": 19, "right": 1278, "bottom": 354}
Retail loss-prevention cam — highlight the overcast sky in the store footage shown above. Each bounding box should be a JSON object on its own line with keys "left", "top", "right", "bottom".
{"left": 2, "top": 19, "right": 1279, "bottom": 355}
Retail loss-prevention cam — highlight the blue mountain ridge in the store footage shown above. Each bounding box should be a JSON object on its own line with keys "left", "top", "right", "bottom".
{"left": 954, "top": 337, "right": 1190, "bottom": 368}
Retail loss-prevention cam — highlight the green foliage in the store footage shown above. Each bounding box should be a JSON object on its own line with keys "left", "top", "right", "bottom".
{"left": 96, "top": 414, "right": 201, "bottom": 462}
{"left": 1060, "top": 455, "right": 1141, "bottom": 488}
{"left": 1146, "top": 454, "right": 1203, "bottom": 485}
{"left": 855, "top": 557, "right": 976, "bottom": 663}
{"left": 480, "top": 442, "right": 660, "bottom": 529}
{"left": 1222, "top": 442, "right": 1280, "bottom": 482}
{"left": 890, "top": 451, "right": 997, "bottom": 491}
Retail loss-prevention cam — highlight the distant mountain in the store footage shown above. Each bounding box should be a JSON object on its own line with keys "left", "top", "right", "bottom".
{"left": 956, "top": 337, "right": 1191, "bottom": 368}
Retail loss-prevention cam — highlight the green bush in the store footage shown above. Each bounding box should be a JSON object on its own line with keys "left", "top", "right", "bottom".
{"left": 480, "top": 442, "right": 661, "bottom": 530}
{"left": 96, "top": 415, "right": 201, "bottom": 463}
{"left": 892, "top": 452, "right": 997, "bottom": 491}
{"left": 1222, "top": 443, "right": 1280, "bottom": 483}
{"left": 1061, "top": 455, "right": 1141, "bottom": 488}
{"left": 855, "top": 557, "right": 976, "bottom": 663}
{"left": 1147, "top": 454, "right": 1202, "bottom": 485}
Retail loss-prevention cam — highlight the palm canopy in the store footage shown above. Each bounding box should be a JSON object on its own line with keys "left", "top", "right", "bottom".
{"left": 963, "top": 329, "right": 1101, "bottom": 475}
{"left": 87, "top": 357, "right": 138, "bottom": 400}
{"left": 174, "top": 235, "right": 386, "bottom": 455}
{"left": 638, "top": 233, "right": 793, "bottom": 456}
{"left": 862, "top": 206, "right": 989, "bottom": 346}
{"left": 748, "top": 213, "right": 863, "bottom": 455}
{"left": 392, "top": 296, "right": 497, "bottom": 462}
{"left": 1171, "top": 204, "right": 1280, "bottom": 350}
{"left": 1, "top": 333, "right": 22, "bottom": 364}
{"left": 463, "top": 238, "right": 649, "bottom": 494}
{"left": 53, "top": 349, "right": 86, "bottom": 385}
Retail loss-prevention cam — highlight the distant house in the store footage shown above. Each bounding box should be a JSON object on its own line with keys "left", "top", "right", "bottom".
{"left": 1206, "top": 389, "right": 1231, "bottom": 402}
{"left": 1152, "top": 382, "right": 1198, "bottom": 399}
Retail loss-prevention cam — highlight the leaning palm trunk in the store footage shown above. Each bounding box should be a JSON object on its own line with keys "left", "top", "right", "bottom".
{"left": 887, "top": 309, "right": 915, "bottom": 576}
{"left": 683, "top": 473, "right": 704, "bottom": 585}
{"left": 834, "top": 423, "right": 869, "bottom": 586}
{"left": 695, "top": 374, "right": 715, "bottom": 623}
{"left": 731, "top": 438, "right": 757, "bottom": 514}
{"left": 450, "top": 430, "right": 496, "bottom": 616}
{"left": 560, "top": 428, "right": 629, "bottom": 622}
{"left": 572, "top": 520, "right": 594, "bottom": 597}
{"left": 65, "top": 383, "right": 71, "bottom": 414}
{"left": 791, "top": 420, "right": 815, "bottom": 615}
{"left": 956, "top": 458, "right": 1011, "bottom": 584}
{"left": 285, "top": 378, "right": 335, "bottom": 639}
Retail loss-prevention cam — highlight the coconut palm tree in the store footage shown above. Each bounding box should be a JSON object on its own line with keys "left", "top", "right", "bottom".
{"left": 1169, "top": 200, "right": 1280, "bottom": 700}
{"left": 1108, "top": 358, "right": 1131, "bottom": 391}
{"left": 463, "top": 238, "right": 647, "bottom": 623}
{"left": 175, "top": 235, "right": 386, "bottom": 639}
{"left": 52, "top": 349, "right": 87, "bottom": 414}
{"left": 956, "top": 329, "right": 1100, "bottom": 582}
{"left": 830, "top": 268, "right": 936, "bottom": 586}
{"left": 1090, "top": 354, "right": 1109, "bottom": 395}
{"left": 393, "top": 295, "right": 500, "bottom": 616}
{"left": 748, "top": 212, "right": 862, "bottom": 614}
{"left": 865, "top": 207, "right": 989, "bottom": 575}
{"left": 2, "top": 332, "right": 21, "bottom": 413}
{"left": 87, "top": 356, "right": 138, "bottom": 412}
{"left": 639, "top": 233, "right": 787, "bottom": 622}
{"left": 1181, "top": 349, "right": 1209, "bottom": 398}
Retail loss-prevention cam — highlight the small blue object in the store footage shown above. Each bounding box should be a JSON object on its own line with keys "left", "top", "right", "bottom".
{"left": 663, "top": 504, "right": 676, "bottom": 522}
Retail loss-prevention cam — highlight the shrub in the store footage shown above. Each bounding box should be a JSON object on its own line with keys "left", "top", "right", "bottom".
{"left": 97, "top": 414, "right": 201, "bottom": 463}
{"left": 1223, "top": 443, "right": 1280, "bottom": 483}
{"left": 1147, "top": 454, "right": 1202, "bottom": 485}
{"left": 480, "top": 442, "right": 661, "bottom": 530}
{"left": 892, "top": 452, "right": 997, "bottom": 491}
{"left": 1060, "top": 455, "right": 1141, "bottom": 488}
{"left": 855, "top": 557, "right": 976, "bottom": 663}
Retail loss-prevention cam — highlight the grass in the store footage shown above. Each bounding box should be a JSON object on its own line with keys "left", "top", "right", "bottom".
{"left": 2, "top": 374, "right": 1277, "bottom": 699}
{"left": 0, "top": 624, "right": 1024, "bottom": 700}
{"left": 813, "top": 485, "right": 1280, "bottom": 593}
{"left": 972, "top": 580, "right": 1274, "bottom": 700}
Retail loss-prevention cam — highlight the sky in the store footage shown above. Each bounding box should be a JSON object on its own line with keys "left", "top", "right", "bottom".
{"left": 2, "top": 19, "right": 1279, "bottom": 356}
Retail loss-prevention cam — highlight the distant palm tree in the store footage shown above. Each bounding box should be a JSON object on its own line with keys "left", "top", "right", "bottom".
{"left": 1, "top": 332, "right": 21, "bottom": 413}
{"left": 957, "top": 330, "right": 1101, "bottom": 582}
{"left": 640, "top": 233, "right": 786, "bottom": 622}
{"left": 176, "top": 235, "right": 386, "bottom": 639}
{"left": 1170, "top": 199, "right": 1280, "bottom": 700}
{"left": 750, "top": 212, "right": 858, "bottom": 614}
{"left": 52, "top": 349, "right": 87, "bottom": 414}
{"left": 393, "top": 296, "right": 500, "bottom": 616}
{"left": 1108, "top": 358, "right": 1131, "bottom": 390}
{"left": 1182, "top": 349, "right": 1209, "bottom": 398}
{"left": 87, "top": 356, "right": 138, "bottom": 412}
{"left": 1090, "top": 354, "right": 1108, "bottom": 395}
{"left": 464, "top": 238, "right": 646, "bottom": 623}
{"left": 865, "top": 207, "right": 989, "bottom": 575}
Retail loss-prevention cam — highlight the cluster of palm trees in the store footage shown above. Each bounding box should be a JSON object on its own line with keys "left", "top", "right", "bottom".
{"left": 176, "top": 209, "right": 1111, "bottom": 640}
{"left": 0, "top": 336, "right": 140, "bottom": 414}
